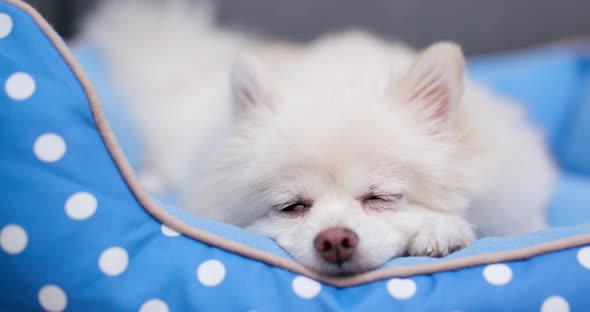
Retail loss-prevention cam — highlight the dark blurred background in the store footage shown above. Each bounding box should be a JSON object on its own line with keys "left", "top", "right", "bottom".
{"left": 23, "top": 0, "right": 590, "bottom": 55}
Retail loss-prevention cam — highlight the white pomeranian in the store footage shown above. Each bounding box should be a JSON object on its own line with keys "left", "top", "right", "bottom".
{"left": 83, "top": 1, "right": 555, "bottom": 274}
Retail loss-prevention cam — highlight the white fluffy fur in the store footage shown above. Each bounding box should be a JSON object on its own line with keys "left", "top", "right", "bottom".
{"left": 83, "top": 1, "right": 556, "bottom": 275}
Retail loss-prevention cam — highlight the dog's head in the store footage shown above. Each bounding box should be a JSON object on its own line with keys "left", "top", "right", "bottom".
{"left": 196, "top": 42, "right": 478, "bottom": 274}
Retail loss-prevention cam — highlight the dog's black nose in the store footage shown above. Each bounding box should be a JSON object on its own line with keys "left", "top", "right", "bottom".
{"left": 313, "top": 227, "right": 358, "bottom": 264}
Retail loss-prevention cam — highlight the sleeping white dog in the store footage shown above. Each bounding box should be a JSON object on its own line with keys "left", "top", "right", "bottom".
{"left": 84, "top": 1, "right": 555, "bottom": 275}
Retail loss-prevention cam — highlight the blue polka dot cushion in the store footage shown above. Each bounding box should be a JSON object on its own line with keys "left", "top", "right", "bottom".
{"left": 2, "top": 0, "right": 590, "bottom": 311}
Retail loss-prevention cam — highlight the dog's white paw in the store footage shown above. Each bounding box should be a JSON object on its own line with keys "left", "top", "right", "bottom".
{"left": 407, "top": 214, "right": 475, "bottom": 257}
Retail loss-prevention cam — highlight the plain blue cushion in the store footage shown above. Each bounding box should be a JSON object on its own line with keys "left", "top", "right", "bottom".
{"left": 468, "top": 47, "right": 590, "bottom": 175}
{"left": 558, "top": 67, "right": 590, "bottom": 176}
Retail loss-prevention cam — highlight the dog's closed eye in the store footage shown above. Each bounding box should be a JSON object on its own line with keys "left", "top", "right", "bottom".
{"left": 276, "top": 199, "right": 313, "bottom": 217}
{"left": 360, "top": 193, "right": 403, "bottom": 212}
{"left": 362, "top": 194, "right": 403, "bottom": 202}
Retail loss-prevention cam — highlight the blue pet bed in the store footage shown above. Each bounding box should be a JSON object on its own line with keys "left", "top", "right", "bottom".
{"left": 2, "top": 1, "right": 590, "bottom": 311}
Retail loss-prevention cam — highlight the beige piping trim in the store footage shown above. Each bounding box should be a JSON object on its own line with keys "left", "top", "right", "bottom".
{"left": 7, "top": 0, "right": 590, "bottom": 288}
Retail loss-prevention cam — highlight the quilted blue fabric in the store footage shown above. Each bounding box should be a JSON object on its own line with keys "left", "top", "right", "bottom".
{"left": 1, "top": 1, "right": 590, "bottom": 311}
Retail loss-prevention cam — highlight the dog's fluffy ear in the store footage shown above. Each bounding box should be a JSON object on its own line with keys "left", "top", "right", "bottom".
{"left": 398, "top": 42, "right": 465, "bottom": 123}
{"left": 230, "top": 56, "right": 275, "bottom": 117}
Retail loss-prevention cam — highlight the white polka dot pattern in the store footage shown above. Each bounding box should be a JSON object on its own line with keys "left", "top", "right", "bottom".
{"left": 387, "top": 278, "right": 417, "bottom": 300}
{"left": 483, "top": 264, "right": 513, "bottom": 286}
{"left": 541, "top": 296, "right": 570, "bottom": 312}
{"left": 99, "top": 247, "right": 129, "bottom": 276}
{"left": 161, "top": 225, "right": 180, "bottom": 237}
{"left": 0, "top": 224, "right": 28, "bottom": 255}
{"left": 139, "top": 298, "right": 169, "bottom": 312}
{"left": 34, "top": 133, "right": 66, "bottom": 162}
{"left": 38, "top": 285, "right": 67, "bottom": 312}
{"left": 65, "top": 192, "right": 97, "bottom": 220}
{"left": 0, "top": 13, "right": 12, "bottom": 39}
{"left": 576, "top": 247, "right": 590, "bottom": 270}
{"left": 5, "top": 72, "right": 35, "bottom": 100}
{"left": 292, "top": 276, "right": 322, "bottom": 299}
{"left": 197, "top": 259, "right": 226, "bottom": 287}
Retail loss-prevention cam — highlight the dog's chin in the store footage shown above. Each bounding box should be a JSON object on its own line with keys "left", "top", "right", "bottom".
{"left": 300, "top": 259, "right": 371, "bottom": 276}
{"left": 298, "top": 252, "right": 400, "bottom": 276}
{"left": 318, "top": 263, "right": 374, "bottom": 276}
